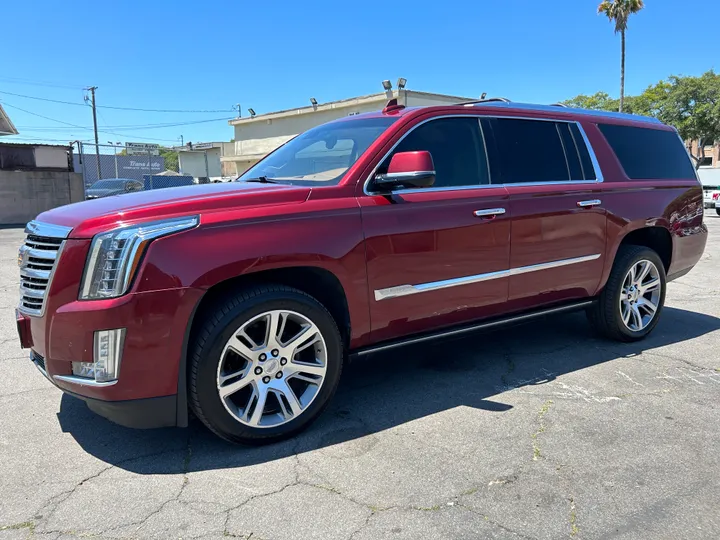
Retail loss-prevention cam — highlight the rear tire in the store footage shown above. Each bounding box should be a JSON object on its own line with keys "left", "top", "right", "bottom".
{"left": 189, "top": 285, "right": 343, "bottom": 445}
{"left": 588, "top": 245, "right": 666, "bottom": 342}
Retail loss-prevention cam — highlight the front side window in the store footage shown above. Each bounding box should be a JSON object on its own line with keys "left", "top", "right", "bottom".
{"left": 238, "top": 117, "right": 397, "bottom": 186}
{"left": 378, "top": 117, "right": 489, "bottom": 188}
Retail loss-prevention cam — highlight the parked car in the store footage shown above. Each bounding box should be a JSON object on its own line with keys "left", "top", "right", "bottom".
{"left": 698, "top": 167, "right": 720, "bottom": 216}
{"left": 16, "top": 100, "right": 707, "bottom": 444}
{"left": 86, "top": 178, "right": 143, "bottom": 199}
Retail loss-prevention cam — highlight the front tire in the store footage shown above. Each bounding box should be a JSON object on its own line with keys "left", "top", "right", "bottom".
{"left": 588, "top": 245, "right": 666, "bottom": 342}
{"left": 189, "top": 285, "right": 343, "bottom": 445}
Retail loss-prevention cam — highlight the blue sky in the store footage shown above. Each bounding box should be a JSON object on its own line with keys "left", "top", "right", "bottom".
{"left": 2, "top": 0, "right": 716, "bottom": 146}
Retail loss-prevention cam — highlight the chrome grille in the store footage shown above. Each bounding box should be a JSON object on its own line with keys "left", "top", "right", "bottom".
{"left": 18, "top": 221, "right": 72, "bottom": 317}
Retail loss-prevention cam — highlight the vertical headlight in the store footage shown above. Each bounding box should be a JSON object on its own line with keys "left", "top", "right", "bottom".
{"left": 79, "top": 216, "right": 198, "bottom": 300}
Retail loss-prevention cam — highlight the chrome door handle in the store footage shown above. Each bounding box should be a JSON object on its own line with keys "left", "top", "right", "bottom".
{"left": 577, "top": 199, "right": 601, "bottom": 208}
{"left": 474, "top": 208, "right": 506, "bottom": 217}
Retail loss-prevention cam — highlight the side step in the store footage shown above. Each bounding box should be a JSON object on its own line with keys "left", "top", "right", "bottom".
{"left": 350, "top": 299, "right": 594, "bottom": 358}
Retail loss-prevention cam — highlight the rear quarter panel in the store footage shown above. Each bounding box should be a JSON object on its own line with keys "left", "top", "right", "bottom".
{"left": 581, "top": 121, "right": 707, "bottom": 292}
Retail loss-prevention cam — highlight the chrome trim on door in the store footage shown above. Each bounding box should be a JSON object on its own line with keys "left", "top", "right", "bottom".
{"left": 577, "top": 199, "right": 602, "bottom": 208}
{"left": 374, "top": 253, "right": 601, "bottom": 301}
{"left": 473, "top": 208, "right": 506, "bottom": 217}
{"left": 382, "top": 170, "right": 435, "bottom": 179}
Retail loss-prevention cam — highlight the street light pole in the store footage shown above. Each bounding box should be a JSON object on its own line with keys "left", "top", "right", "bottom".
{"left": 87, "top": 86, "right": 101, "bottom": 181}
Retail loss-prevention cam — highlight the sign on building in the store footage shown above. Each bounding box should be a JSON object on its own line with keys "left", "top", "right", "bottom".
{"left": 126, "top": 142, "right": 160, "bottom": 156}
{"left": 191, "top": 142, "right": 214, "bottom": 150}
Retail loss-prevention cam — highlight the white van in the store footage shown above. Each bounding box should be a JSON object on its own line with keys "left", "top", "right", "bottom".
{"left": 698, "top": 167, "right": 720, "bottom": 216}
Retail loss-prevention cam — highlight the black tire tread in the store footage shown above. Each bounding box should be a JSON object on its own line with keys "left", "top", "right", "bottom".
{"left": 188, "top": 284, "right": 341, "bottom": 444}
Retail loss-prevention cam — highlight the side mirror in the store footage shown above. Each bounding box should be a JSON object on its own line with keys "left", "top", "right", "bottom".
{"left": 372, "top": 151, "right": 435, "bottom": 192}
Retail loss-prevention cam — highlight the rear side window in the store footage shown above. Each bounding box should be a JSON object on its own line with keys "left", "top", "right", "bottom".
{"left": 598, "top": 123, "right": 696, "bottom": 180}
{"left": 481, "top": 118, "right": 597, "bottom": 184}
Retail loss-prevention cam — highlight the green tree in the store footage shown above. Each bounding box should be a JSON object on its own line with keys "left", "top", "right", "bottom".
{"left": 597, "top": 0, "right": 645, "bottom": 112}
{"left": 656, "top": 71, "right": 720, "bottom": 163}
{"left": 562, "top": 91, "right": 619, "bottom": 111}
{"left": 159, "top": 147, "right": 179, "bottom": 172}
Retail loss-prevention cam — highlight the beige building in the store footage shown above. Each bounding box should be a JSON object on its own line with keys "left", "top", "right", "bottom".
{"left": 222, "top": 89, "right": 474, "bottom": 176}
{"left": 688, "top": 140, "right": 720, "bottom": 168}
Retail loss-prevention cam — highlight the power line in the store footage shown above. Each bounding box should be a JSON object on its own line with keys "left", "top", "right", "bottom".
{"left": 0, "top": 102, "right": 87, "bottom": 128}
{"left": 0, "top": 76, "right": 86, "bottom": 90}
{"left": 16, "top": 116, "right": 233, "bottom": 131}
{"left": 0, "top": 89, "right": 234, "bottom": 113}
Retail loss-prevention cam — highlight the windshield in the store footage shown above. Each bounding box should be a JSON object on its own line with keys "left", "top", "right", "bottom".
{"left": 90, "top": 179, "right": 126, "bottom": 189}
{"left": 237, "top": 117, "right": 398, "bottom": 186}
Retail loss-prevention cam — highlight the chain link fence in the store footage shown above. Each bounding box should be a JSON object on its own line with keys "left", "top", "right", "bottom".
{"left": 75, "top": 142, "right": 220, "bottom": 198}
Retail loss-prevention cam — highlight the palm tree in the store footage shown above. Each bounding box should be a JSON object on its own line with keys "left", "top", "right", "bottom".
{"left": 598, "top": 0, "right": 645, "bottom": 112}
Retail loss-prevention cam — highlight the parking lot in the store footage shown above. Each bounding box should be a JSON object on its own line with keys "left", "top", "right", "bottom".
{"left": 0, "top": 216, "right": 718, "bottom": 540}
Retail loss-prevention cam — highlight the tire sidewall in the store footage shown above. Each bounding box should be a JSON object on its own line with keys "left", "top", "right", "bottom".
{"left": 610, "top": 248, "right": 667, "bottom": 340}
{"left": 192, "top": 290, "right": 343, "bottom": 443}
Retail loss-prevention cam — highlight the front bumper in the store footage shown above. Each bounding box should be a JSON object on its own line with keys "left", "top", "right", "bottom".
{"left": 704, "top": 200, "right": 717, "bottom": 209}
{"left": 30, "top": 350, "right": 177, "bottom": 428}
{"left": 18, "top": 286, "right": 204, "bottom": 428}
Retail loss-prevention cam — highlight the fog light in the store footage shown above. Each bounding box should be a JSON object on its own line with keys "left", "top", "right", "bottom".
{"left": 72, "top": 329, "right": 126, "bottom": 383}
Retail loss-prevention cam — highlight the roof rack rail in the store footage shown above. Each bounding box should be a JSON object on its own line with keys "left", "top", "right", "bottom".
{"left": 460, "top": 97, "right": 512, "bottom": 106}
{"left": 550, "top": 103, "right": 568, "bottom": 107}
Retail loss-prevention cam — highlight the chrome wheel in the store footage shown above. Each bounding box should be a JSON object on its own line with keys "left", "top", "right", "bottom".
{"left": 619, "top": 259, "right": 661, "bottom": 332}
{"left": 217, "top": 309, "right": 327, "bottom": 428}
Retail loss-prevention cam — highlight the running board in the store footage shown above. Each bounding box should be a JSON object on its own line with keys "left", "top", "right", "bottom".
{"left": 350, "top": 300, "right": 595, "bottom": 358}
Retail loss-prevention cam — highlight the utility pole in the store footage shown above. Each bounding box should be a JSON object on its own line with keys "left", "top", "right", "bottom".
{"left": 235, "top": 104, "right": 241, "bottom": 118}
{"left": 180, "top": 135, "right": 184, "bottom": 147}
{"left": 87, "top": 86, "right": 101, "bottom": 181}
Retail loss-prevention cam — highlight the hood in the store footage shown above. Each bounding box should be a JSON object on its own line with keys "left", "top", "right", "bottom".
{"left": 37, "top": 182, "right": 311, "bottom": 238}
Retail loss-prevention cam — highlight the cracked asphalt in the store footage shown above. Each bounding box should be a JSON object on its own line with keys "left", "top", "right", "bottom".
{"left": 1, "top": 215, "right": 719, "bottom": 540}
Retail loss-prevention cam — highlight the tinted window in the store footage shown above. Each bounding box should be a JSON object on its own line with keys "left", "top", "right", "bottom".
{"left": 486, "top": 118, "right": 570, "bottom": 183}
{"left": 381, "top": 117, "right": 489, "bottom": 188}
{"left": 598, "top": 123, "right": 696, "bottom": 180}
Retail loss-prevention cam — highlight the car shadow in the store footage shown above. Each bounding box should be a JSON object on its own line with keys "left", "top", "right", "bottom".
{"left": 57, "top": 306, "right": 720, "bottom": 473}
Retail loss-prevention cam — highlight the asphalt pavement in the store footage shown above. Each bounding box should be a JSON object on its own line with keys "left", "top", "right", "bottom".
{"left": 1, "top": 215, "right": 718, "bottom": 540}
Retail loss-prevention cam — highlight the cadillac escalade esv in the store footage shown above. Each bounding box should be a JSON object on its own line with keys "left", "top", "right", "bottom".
{"left": 16, "top": 100, "right": 707, "bottom": 444}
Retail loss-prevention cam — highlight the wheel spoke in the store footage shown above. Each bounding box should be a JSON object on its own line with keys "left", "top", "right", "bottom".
{"left": 638, "top": 297, "right": 657, "bottom": 316}
{"left": 631, "top": 305, "right": 643, "bottom": 330}
{"left": 621, "top": 301, "right": 632, "bottom": 324}
{"left": 273, "top": 381, "right": 302, "bottom": 419}
{"left": 219, "top": 371, "right": 255, "bottom": 399}
{"left": 264, "top": 311, "right": 284, "bottom": 349}
{"left": 287, "top": 372, "right": 322, "bottom": 385}
{"left": 288, "top": 361, "right": 325, "bottom": 377}
{"left": 227, "top": 335, "right": 256, "bottom": 361}
{"left": 248, "top": 385, "right": 269, "bottom": 426}
{"left": 635, "top": 261, "right": 651, "bottom": 285}
{"left": 640, "top": 278, "right": 660, "bottom": 294}
{"left": 627, "top": 264, "right": 637, "bottom": 285}
{"left": 218, "top": 363, "right": 252, "bottom": 386}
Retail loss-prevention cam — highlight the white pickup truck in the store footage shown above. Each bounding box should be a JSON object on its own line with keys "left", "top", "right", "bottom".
{"left": 699, "top": 167, "right": 720, "bottom": 216}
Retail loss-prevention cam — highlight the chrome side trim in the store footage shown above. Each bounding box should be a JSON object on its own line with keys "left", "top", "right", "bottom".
{"left": 382, "top": 170, "right": 435, "bottom": 179}
{"left": 53, "top": 374, "right": 119, "bottom": 387}
{"left": 473, "top": 208, "right": 506, "bottom": 217}
{"left": 374, "top": 254, "right": 601, "bottom": 301}
{"left": 354, "top": 300, "right": 595, "bottom": 356}
{"left": 25, "top": 221, "right": 72, "bottom": 239}
{"left": 362, "top": 115, "right": 603, "bottom": 196}
{"left": 577, "top": 199, "right": 602, "bottom": 208}
{"left": 508, "top": 254, "right": 600, "bottom": 277}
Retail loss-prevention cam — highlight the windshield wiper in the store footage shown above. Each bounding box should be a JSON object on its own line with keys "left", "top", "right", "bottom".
{"left": 244, "top": 176, "right": 280, "bottom": 184}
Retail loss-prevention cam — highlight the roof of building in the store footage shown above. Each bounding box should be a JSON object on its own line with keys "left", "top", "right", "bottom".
{"left": 0, "top": 105, "right": 19, "bottom": 136}
{"left": 0, "top": 141, "right": 70, "bottom": 149}
{"left": 229, "top": 90, "right": 474, "bottom": 126}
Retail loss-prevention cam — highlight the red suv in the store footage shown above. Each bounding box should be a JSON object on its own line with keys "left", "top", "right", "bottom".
{"left": 16, "top": 100, "right": 707, "bottom": 444}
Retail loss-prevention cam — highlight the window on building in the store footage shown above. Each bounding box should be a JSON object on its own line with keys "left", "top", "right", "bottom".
{"left": 598, "top": 123, "right": 696, "bottom": 179}
{"left": 380, "top": 117, "right": 489, "bottom": 188}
